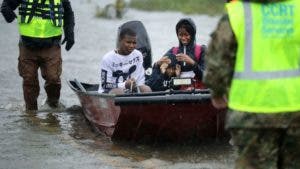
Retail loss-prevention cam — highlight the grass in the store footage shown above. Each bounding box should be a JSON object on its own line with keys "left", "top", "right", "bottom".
{"left": 129, "top": 0, "right": 226, "bottom": 16}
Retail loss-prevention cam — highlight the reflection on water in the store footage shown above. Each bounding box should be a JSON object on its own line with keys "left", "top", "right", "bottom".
{"left": 0, "top": 103, "right": 234, "bottom": 169}
{"left": 22, "top": 111, "right": 62, "bottom": 134}
{"left": 67, "top": 106, "right": 234, "bottom": 167}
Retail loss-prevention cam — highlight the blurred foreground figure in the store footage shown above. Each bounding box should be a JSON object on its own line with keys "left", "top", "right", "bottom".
{"left": 204, "top": 0, "right": 300, "bottom": 168}
{"left": 1, "top": 0, "right": 75, "bottom": 111}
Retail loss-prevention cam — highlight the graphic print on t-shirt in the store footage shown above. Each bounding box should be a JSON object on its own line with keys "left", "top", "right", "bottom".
{"left": 99, "top": 49, "right": 145, "bottom": 93}
{"left": 112, "top": 65, "right": 136, "bottom": 85}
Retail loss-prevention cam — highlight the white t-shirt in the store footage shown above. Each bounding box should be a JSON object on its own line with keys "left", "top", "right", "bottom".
{"left": 98, "top": 49, "right": 145, "bottom": 93}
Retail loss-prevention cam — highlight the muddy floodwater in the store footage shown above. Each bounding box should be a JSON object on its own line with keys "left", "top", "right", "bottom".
{"left": 0, "top": 0, "right": 235, "bottom": 168}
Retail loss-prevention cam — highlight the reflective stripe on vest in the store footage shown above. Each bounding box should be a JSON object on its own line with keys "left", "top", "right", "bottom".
{"left": 227, "top": 1, "right": 300, "bottom": 113}
{"left": 18, "top": 0, "right": 63, "bottom": 38}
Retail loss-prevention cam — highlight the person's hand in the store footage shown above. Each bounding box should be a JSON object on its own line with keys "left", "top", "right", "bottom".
{"left": 125, "top": 78, "right": 136, "bottom": 91}
{"left": 160, "top": 63, "right": 169, "bottom": 74}
{"left": 176, "top": 53, "right": 195, "bottom": 65}
{"left": 62, "top": 30, "right": 74, "bottom": 51}
{"left": 175, "top": 64, "right": 181, "bottom": 77}
{"left": 211, "top": 96, "right": 228, "bottom": 109}
{"left": 156, "top": 56, "right": 171, "bottom": 66}
{"left": 2, "top": 7, "right": 16, "bottom": 23}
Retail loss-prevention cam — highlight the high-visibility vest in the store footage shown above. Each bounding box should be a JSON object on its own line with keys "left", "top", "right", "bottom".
{"left": 226, "top": 0, "right": 300, "bottom": 113}
{"left": 18, "top": 0, "right": 63, "bottom": 38}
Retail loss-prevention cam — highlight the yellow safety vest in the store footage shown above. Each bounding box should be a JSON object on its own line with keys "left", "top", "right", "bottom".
{"left": 227, "top": 0, "right": 300, "bottom": 113}
{"left": 18, "top": 0, "right": 63, "bottom": 38}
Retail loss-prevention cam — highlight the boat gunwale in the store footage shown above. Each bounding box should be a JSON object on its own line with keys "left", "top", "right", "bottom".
{"left": 68, "top": 80, "right": 213, "bottom": 105}
{"left": 68, "top": 80, "right": 211, "bottom": 96}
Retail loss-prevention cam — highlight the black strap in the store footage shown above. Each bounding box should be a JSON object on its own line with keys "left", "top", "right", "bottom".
{"left": 21, "top": 0, "right": 61, "bottom": 8}
{"left": 19, "top": 0, "right": 63, "bottom": 26}
{"left": 20, "top": 0, "right": 28, "bottom": 23}
{"left": 27, "top": 0, "right": 39, "bottom": 23}
{"left": 19, "top": 11, "right": 61, "bottom": 20}
{"left": 49, "top": 0, "right": 56, "bottom": 25}
{"left": 57, "top": 3, "right": 63, "bottom": 26}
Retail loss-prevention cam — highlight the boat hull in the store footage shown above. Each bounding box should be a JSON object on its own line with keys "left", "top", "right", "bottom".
{"left": 69, "top": 81, "right": 227, "bottom": 142}
{"left": 113, "top": 101, "right": 226, "bottom": 142}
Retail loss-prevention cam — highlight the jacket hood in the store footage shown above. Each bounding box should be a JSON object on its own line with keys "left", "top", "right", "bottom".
{"left": 175, "top": 18, "right": 196, "bottom": 47}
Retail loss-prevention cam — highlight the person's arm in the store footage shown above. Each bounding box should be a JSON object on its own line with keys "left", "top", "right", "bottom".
{"left": 192, "top": 45, "right": 206, "bottom": 80}
{"left": 100, "top": 55, "right": 126, "bottom": 92}
{"left": 135, "top": 54, "right": 146, "bottom": 86}
{"left": 100, "top": 65, "right": 114, "bottom": 92}
{"left": 62, "top": 0, "right": 75, "bottom": 51}
{"left": 152, "top": 48, "right": 173, "bottom": 67}
{"left": 100, "top": 68, "right": 115, "bottom": 90}
{"left": 145, "top": 64, "right": 166, "bottom": 91}
{"left": 203, "top": 14, "right": 237, "bottom": 108}
{"left": 1, "top": 0, "right": 19, "bottom": 23}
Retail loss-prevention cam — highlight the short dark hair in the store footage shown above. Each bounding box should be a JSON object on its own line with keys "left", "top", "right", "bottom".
{"left": 119, "top": 28, "right": 136, "bottom": 40}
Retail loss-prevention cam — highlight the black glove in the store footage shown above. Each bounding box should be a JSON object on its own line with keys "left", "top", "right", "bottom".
{"left": 62, "top": 30, "right": 74, "bottom": 51}
{"left": 1, "top": 6, "right": 16, "bottom": 23}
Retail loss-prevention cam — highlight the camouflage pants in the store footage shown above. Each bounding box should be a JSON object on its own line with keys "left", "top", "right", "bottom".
{"left": 18, "top": 45, "right": 62, "bottom": 110}
{"left": 229, "top": 126, "right": 300, "bottom": 169}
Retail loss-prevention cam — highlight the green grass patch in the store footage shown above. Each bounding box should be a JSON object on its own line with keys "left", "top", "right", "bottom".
{"left": 129, "top": 0, "right": 225, "bottom": 16}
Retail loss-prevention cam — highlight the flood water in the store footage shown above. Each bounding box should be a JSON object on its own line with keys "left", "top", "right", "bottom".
{"left": 0, "top": 0, "right": 235, "bottom": 168}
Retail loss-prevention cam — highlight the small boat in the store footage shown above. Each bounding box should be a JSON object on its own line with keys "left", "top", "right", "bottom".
{"left": 68, "top": 20, "right": 227, "bottom": 143}
{"left": 68, "top": 79, "right": 227, "bottom": 143}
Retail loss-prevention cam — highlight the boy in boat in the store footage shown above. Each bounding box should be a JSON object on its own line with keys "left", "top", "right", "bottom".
{"left": 149, "top": 18, "right": 206, "bottom": 91}
{"left": 98, "top": 27, "right": 151, "bottom": 94}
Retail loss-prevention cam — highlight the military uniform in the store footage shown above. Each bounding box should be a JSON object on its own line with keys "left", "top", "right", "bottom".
{"left": 203, "top": 3, "right": 300, "bottom": 169}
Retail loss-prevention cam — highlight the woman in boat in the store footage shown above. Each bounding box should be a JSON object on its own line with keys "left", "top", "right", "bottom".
{"left": 147, "top": 18, "right": 206, "bottom": 91}
{"left": 98, "top": 27, "right": 151, "bottom": 94}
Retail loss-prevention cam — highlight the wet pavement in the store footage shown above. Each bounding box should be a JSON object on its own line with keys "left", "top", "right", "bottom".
{"left": 0, "top": 0, "right": 235, "bottom": 168}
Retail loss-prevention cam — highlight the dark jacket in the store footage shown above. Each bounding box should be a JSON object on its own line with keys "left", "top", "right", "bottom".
{"left": 146, "top": 18, "right": 206, "bottom": 91}
{"left": 145, "top": 64, "right": 173, "bottom": 91}
{"left": 145, "top": 54, "right": 180, "bottom": 91}
{"left": 1, "top": 0, "right": 74, "bottom": 49}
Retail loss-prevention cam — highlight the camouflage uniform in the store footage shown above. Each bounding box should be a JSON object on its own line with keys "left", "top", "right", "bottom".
{"left": 203, "top": 11, "right": 300, "bottom": 169}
